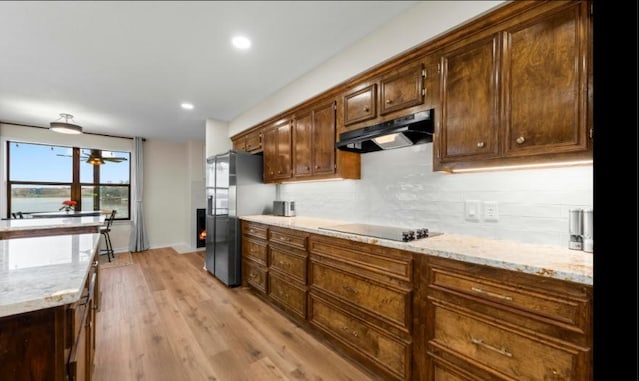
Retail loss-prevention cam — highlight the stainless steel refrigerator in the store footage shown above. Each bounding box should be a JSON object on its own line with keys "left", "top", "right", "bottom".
{"left": 205, "top": 150, "right": 274, "bottom": 287}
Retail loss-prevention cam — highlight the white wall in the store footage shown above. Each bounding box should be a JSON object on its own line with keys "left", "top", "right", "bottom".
{"left": 142, "top": 140, "right": 189, "bottom": 250}
{"left": 222, "top": 0, "right": 593, "bottom": 248}
{"left": 206, "top": 118, "right": 231, "bottom": 158}
{"left": 279, "top": 144, "right": 593, "bottom": 247}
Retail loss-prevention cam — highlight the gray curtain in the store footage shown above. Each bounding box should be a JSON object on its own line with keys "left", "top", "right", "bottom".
{"left": 129, "top": 136, "right": 149, "bottom": 252}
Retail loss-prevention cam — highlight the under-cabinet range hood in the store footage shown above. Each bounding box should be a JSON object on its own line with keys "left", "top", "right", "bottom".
{"left": 336, "top": 109, "right": 434, "bottom": 153}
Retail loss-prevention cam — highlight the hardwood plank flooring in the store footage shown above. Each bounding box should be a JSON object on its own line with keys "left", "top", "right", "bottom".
{"left": 93, "top": 248, "right": 379, "bottom": 381}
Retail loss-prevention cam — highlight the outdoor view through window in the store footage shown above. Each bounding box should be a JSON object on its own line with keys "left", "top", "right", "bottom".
{"left": 8, "top": 141, "right": 130, "bottom": 219}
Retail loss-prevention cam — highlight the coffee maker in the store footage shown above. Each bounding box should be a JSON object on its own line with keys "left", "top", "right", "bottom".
{"left": 582, "top": 209, "right": 593, "bottom": 253}
{"left": 568, "top": 209, "right": 583, "bottom": 250}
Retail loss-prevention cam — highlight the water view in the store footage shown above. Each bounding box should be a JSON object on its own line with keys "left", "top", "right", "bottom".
{"left": 12, "top": 197, "right": 129, "bottom": 219}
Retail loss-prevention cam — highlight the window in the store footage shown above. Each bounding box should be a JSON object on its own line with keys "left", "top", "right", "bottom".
{"left": 7, "top": 141, "right": 131, "bottom": 219}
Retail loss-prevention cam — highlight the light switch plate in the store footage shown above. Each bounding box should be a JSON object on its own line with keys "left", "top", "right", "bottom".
{"left": 484, "top": 201, "right": 499, "bottom": 222}
{"left": 465, "top": 200, "right": 481, "bottom": 222}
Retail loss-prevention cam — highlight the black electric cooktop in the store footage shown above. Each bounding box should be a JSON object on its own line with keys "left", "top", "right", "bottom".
{"left": 319, "top": 223, "right": 442, "bottom": 242}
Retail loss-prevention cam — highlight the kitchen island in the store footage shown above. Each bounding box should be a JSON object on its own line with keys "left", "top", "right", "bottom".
{"left": 239, "top": 215, "right": 593, "bottom": 381}
{"left": 0, "top": 214, "right": 105, "bottom": 240}
{"left": 0, "top": 233, "right": 101, "bottom": 380}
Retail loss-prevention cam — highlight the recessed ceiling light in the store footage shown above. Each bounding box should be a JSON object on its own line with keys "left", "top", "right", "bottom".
{"left": 181, "top": 103, "right": 194, "bottom": 110}
{"left": 231, "top": 35, "right": 251, "bottom": 50}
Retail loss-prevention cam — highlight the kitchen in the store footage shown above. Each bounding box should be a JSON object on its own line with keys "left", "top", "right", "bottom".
{"left": 0, "top": 1, "right": 629, "bottom": 380}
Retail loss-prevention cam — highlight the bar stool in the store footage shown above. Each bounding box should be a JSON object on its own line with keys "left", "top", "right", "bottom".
{"left": 100, "top": 210, "right": 116, "bottom": 262}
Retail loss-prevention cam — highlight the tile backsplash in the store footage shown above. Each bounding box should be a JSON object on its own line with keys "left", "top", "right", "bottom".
{"left": 279, "top": 143, "right": 593, "bottom": 247}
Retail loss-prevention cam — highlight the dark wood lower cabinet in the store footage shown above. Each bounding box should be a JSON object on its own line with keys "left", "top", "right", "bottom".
{"left": 308, "top": 293, "right": 412, "bottom": 381}
{"left": 414, "top": 254, "right": 592, "bottom": 381}
{"left": 242, "top": 221, "right": 593, "bottom": 381}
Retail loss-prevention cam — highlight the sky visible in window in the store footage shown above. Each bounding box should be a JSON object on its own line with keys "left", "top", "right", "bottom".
{"left": 9, "top": 142, "right": 129, "bottom": 183}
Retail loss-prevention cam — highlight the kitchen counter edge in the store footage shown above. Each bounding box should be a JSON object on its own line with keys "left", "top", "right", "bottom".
{"left": 240, "top": 215, "right": 593, "bottom": 286}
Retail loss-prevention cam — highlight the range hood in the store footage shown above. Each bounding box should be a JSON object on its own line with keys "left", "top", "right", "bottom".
{"left": 336, "top": 109, "right": 434, "bottom": 153}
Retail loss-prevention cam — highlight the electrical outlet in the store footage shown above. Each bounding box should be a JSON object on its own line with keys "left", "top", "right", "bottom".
{"left": 465, "top": 200, "right": 481, "bottom": 222}
{"left": 484, "top": 201, "right": 499, "bottom": 222}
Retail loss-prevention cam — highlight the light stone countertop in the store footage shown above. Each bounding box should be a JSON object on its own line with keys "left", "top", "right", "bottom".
{"left": 0, "top": 215, "right": 105, "bottom": 231}
{"left": 240, "top": 215, "right": 593, "bottom": 286}
{"left": 0, "top": 233, "right": 101, "bottom": 317}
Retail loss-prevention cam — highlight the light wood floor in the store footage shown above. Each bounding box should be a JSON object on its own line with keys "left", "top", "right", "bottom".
{"left": 93, "top": 248, "right": 379, "bottom": 381}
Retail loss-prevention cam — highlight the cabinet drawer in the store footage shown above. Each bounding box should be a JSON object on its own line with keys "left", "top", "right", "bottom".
{"left": 430, "top": 301, "right": 581, "bottom": 381}
{"left": 244, "top": 259, "right": 268, "bottom": 294}
{"left": 242, "top": 222, "right": 268, "bottom": 240}
{"left": 430, "top": 264, "right": 586, "bottom": 331}
{"left": 269, "top": 245, "right": 307, "bottom": 283}
{"left": 309, "top": 235, "right": 412, "bottom": 283}
{"left": 310, "top": 261, "right": 410, "bottom": 331}
{"left": 268, "top": 272, "right": 306, "bottom": 319}
{"left": 242, "top": 238, "right": 268, "bottom": 265}
{"left": 269, "top": 228, "right": 307, "bottom": 250}
{"left": 309, "top": 294, "right": 410, "bottom": 381}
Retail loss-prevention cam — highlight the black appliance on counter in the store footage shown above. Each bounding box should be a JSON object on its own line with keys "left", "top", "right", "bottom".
{"left": 319, "top": 223, "right": 442, "bottom": 242}
{"left": 205, "top": 150, "right": 274, "bottom": 287}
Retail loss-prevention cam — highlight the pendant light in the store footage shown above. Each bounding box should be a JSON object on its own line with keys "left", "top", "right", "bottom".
{"left": 49, "top": 113, "right": 83, "bottom": 134}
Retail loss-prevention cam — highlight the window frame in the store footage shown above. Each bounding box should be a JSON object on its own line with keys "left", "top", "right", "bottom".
{"left": 6, "top": 141, "right": 131, "bottom": 220}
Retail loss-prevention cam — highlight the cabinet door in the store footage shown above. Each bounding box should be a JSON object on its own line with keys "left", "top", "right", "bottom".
{"left": 232, "top": 136, "right": 246, "bottom": 152}
{"left": 274, "top": 119, "right": 292, "bottom": 180}
{"left": 440, "top": 34, "right": 501, "bottom": 161}
{"left": 379, "top": 64, "right": 425, "bottom": 115}
{"left": 262, "top": 126, "right": 277, "bottom": 182}
{"left": 263, "top": 118, "right": 292, "bottom": 182}
{"left": 343, "top": 83, "right": 377, "bottom": 126}
{"left": 245, "top": 129, "right": 263, "bottom": 153}
{"left": 293, "top": 110, "right": 313, "bottom": 177}
{"left": 503, "top": 2, "right": 589, "bottom": 157}
{"left": 311, "top": 100, "right": 336, "bottom": 175}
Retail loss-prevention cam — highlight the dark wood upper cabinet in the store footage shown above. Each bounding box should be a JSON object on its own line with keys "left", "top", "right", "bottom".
{"left": 380, "top": 64, "right": 425, "bottom": 116}
{"left": 435, "top": 0, "right": 592, "bottom": 171}
{"left": 263, "top": 117, "right": 292, "bottom": 183}
{"left": 294, "top": 99, "right": 338, "bottom": 178}
{"left": 502, "top": 3, "right": 589, "bottom": 157}
{"left": 439, "top": 34, "right": 501, "bottom": 161}
{"left": 344, "top": 84, "right": 377, "bottom": 126}
{"left": 234, "top": 1, "right": 592, "bottom": 176}
{"left": 341, "top": 63, "right": 426, "bottom": 133}
{"left": 293, "top": 110, "right": 313, "bottom": 177}
{"left": 232, "top": 128, "right": 263, "bottom": 154}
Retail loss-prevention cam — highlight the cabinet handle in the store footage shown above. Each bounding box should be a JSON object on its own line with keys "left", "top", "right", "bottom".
{"left": 249, "top": 272, "right": 257, "bottom": 279}
{"left": 471, "top": 286, "right": 512, "bottom": 301}
{"left": 341, "top": 326, "right": 359, "bottom": 337}
{"left": 342, "top": 285, "right": 358, "bottom": 294}
{"left": 385, "top": 99, "right": 393, "bottom": 104}
{"left": 476, "top": 141, "right": 485, "bottom": 148}
{"left": 471, "top": 337, "right": 512, "bottom": 358}
{"left": 249, "top": 229, "right": 255, "bottom": 233}
{"left": 305, "top": 166, "right": 310, "bottom": 170}
{"left": 315, "top": 165, "right": 320, "bottom": 169}
{"left": 516, "top": 136, "right": 526, "bottom": 144}
{"left": 363, "top": 106, "right": 369, "bottom": 112}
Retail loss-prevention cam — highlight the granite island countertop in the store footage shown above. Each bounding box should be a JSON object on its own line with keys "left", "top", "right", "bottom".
{"left": 0, "top": 233, "right": 101, "bottom": 317}
{"left": 0, "top": 215, "right": 105, "bottom": 232}
{"left": 240, "top": 215, "right": 593, "bottom": 286}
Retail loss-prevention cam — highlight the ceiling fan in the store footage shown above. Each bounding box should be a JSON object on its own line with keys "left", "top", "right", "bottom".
{"left": 57, "top": 149, "right": 128, "bottom": 165}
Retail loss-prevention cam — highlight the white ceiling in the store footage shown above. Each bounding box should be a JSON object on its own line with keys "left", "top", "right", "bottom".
{"left": 0, "top": 1, "right": 419, "bottom": 142}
